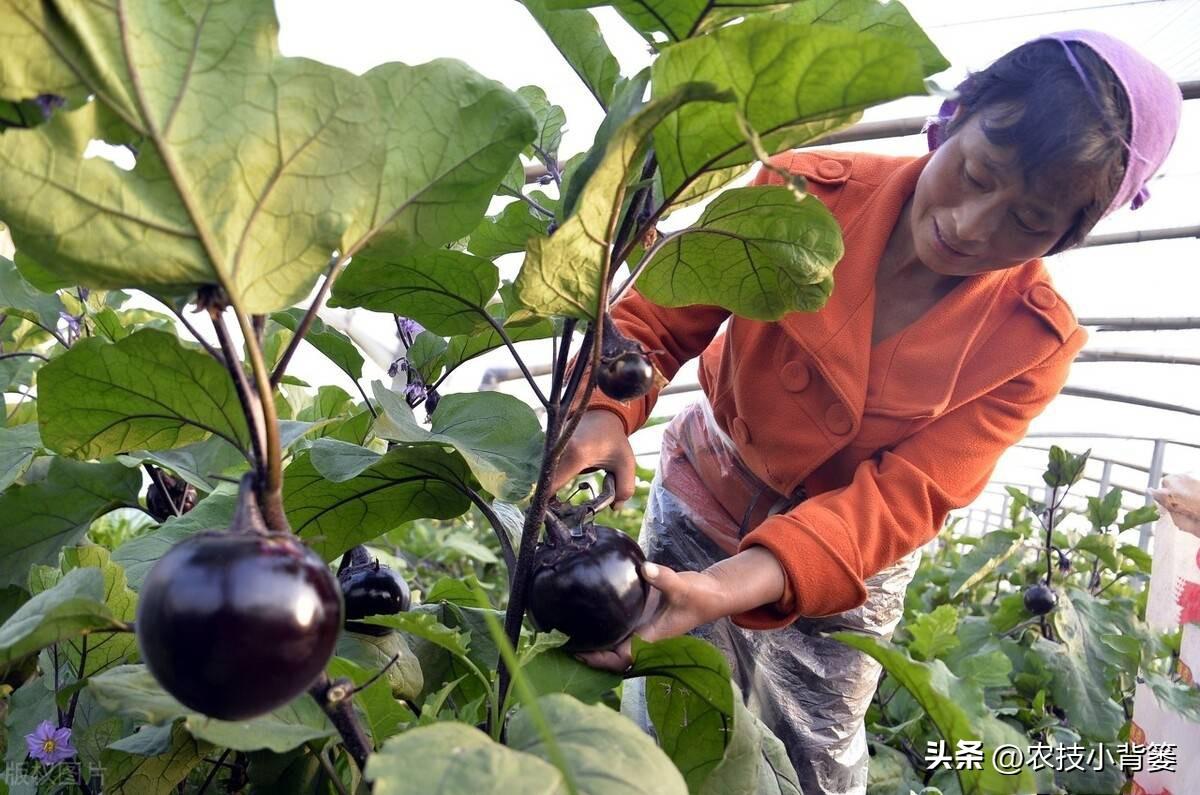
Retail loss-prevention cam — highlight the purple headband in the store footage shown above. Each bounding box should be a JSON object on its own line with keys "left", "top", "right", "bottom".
{"left": 923, "top": 30, "right": 1182, "bottom": 217}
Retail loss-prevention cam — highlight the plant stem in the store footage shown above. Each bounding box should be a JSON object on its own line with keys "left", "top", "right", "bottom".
{"left": 52, "top": 643, "right": 63, "bottom": 726}
{"left": 158, "top": 299, "right": 226, "bottom": 364}
{"left": 196, "top": 748, "right": 231, "bottom": 795}
{"left": 352, "top": 379, "right": 379, "bottom": 419}
{"left": 232, "top": 304, "right": 289, "bottom": 532}
{"left": 309, "top": 743, "right": 351, "bottom": 795}
{"left": 270, "top": 255, "right": 341, "bottom": 388}
{"left": 308, "top": 673, "right": 372, "bottom": 773}
{"left": 28, "top": 318, "right": 69, "bottom": 348}
{"left": 64, "top": 635, "right": 88, "bottom": 729}
{"left": 497, "top": 399, "right": 565, "bottom": 709}
{"left": 0, "top": 351, "right": 49, "bottom": 362}
{"left": 458, "top": 485, "right": 517, "bottom": 580}
{"left": 608, "top": 229, "right": 682, "bottom": 306}
{"left": 209, "top": 308, "right": 266, "bottom": 472}
{"left": 496, "top": 153, "right": 658, "bottom": 714}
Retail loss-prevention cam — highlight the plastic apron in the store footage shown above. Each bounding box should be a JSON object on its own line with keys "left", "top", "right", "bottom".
{"left": 623, "top": 399, "right": 920, "bottom": 795}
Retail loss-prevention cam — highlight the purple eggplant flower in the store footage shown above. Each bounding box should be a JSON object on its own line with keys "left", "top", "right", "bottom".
{"left": 25, "top": 721, "right": 76, "bottom": 765}
{"left": 388, "top": 357, "right": 409, "bottom": 379}
{"left": 34, "top": 94, "right": 65, "bottom": 120}
{"left": 395, "top": 317, "right": 424, "bottom": 341}
{"left": 404, "top": 380, "right": 429, "bottom": 404}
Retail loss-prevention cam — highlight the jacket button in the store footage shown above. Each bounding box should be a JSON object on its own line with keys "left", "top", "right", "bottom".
{"left": 816, "top": 159, "right": 846, "bottom": 180}
{"left": 780, "top": 361, "right": 811, "bottom": 392}
{"left": 731, "top": 417, "right": 751, "bottom": 446}
{"left": 825, "top": 404, "right": 853, "bottom": 435}
{"left": 1029, "top": 285, "right": 1058, "bottom": 310}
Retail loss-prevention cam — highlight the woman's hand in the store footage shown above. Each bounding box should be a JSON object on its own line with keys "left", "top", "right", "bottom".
{"left": 551, "top": 410, "right": 637, "bottom": 507}
{"left": 577, "top": 547, "right": 788, "bottom": 672}
{"left": 575, "top": 561, "right": 728, "bottom": 672}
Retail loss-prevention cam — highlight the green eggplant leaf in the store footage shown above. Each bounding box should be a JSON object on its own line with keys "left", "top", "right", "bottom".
{"left": 283, "top": 444, "right": 472, "bottom": 561}
{"left": 638, "top": 186, "right": 841, "bottom": 320}
{"left": 652, "top": 19, "right": 932, "bottom": 199}
{"left": 330, "top": 247, "right": 500, "bottom": 337}
{"left": 515, "top": 82, "right": 731, "bottom": 320}
{"left": 37, "top": 329, "right": 250, "bottom": 460}
{"left": 0, "top": 458, "right": 141, "bottom": 587}
{"left": 373, "top": 385, "right": 544, "bottom": 501}
{"left": 517, "top": 0, "right": 621, "bottom": 109}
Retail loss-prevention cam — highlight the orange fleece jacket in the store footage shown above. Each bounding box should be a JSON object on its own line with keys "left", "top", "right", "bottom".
{"left": 588, "top": 150, "right": 1087, "bottom": 628}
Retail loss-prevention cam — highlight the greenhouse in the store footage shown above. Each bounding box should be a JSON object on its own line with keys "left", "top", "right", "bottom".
{"left": 1, "top": 1, "right": 1197, "bottom": 793}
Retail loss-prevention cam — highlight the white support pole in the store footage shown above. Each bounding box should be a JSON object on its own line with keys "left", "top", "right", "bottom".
{"left": 1141, "top": 439, "right": 1167, "bottom": 550}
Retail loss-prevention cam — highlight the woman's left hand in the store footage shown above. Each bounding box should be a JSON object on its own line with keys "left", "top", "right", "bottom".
{"left": 575, "top": 561, "right": 728, "bottom": 672}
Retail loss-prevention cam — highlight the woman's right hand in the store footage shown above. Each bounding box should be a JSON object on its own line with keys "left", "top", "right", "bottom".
{"left": 551, "top": 410, "right": 636, "bottom": 508}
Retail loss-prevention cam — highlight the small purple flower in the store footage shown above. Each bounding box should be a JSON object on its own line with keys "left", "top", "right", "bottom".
{"left": 404, "top": 380, "right": 429, "bottom": 405}
{"left": 388, "top": 357, "right": 410, "bottom": 378}
{"left": 34, "top": 94, "right": 65, "bottom": 120}
{"left": 25, "top": 721, "right": 76, "bottom": 765}
{"left": 395, "top": 317, "right": 424, "bottom": 341}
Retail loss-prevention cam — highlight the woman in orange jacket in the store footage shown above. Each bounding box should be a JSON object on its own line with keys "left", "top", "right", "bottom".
{"left": 552, "top": 30, "right": 1182, "bottom": 793}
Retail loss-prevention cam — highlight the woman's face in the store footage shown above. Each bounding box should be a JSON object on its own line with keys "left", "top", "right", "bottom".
{"left": 909, "top": 113, "right": 1094, "bottom": 277}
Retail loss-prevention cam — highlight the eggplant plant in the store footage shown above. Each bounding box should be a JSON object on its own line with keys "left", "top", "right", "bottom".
{"left": 852, "top": 447, "right": 1200, "bottom": 795}
{"left": 0, "top": 0, "right": 950, "bottom": 791}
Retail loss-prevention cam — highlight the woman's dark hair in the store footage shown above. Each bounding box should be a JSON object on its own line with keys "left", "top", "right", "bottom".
{"left": 945, "top": 39, "right": 1132, "bottom": 253}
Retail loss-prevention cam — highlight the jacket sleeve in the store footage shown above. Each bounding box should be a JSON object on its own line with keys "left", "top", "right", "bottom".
{"left": 585, "top": 289, "right": 729, "bottom": 434}
{"left": 734, "top": 326, "right": 1088, "bottom": 629}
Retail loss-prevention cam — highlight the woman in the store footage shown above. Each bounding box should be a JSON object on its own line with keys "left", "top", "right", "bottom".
{"left": 551, "top": 30, "right": 1182, "bottom": 793}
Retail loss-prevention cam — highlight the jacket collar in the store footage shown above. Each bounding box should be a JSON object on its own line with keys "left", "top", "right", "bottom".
{"left": 779, "top": 153, "right": 1018, "bottom": 420}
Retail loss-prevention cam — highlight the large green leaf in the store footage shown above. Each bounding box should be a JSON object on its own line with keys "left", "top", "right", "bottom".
{"left": 547, "top": 0, "right": 802, "bottom": 43}
{"left": 518, "top": 86, "right": 567, "bottom": 166}
{"left": 517, "top": 0, "right": 621, "bottom": 108}
{"left": 833, "top": 632, "right": 1038, "bottom": 795}
{"left": 509, "top": 693, "right": 689, "bottom": 795}
{"left": 630, "top": 637, "right": 736, "bottom": 793}
{"left": 99, "top": 722, "right": 210, "bottom": 795}
{"left": 0, "top": 253, "right": 63, "bottom": 328}
{"left": 0, "top": 3, "right": 376, "bottom": 312}
{"left": 117, "top": 436, "right": 248, "bottom": 494}
{"left": 283, "top": 443, "right": 472, "bottom": 561}
{"left": 652, "top": 19, "right": 931, "bottom": 198}
{"left": 269, "top": 308, "right": 364, "bottom": 383}
{"left": 30, "top": 545, "right": 141, "bottom": 679}
{"left": 374, "top": 385, "right": 544, "bottom": 501}
{"left": 0, "top": 567, "right": 122, "bottom": 668}
{"left": 948, "top": 530, "right": 1023, "bottom": 598}
{"left": 37, "top": 329, "right": 250, "bottom": 459}
{"left": 89, "top": 664, "right": 335, "bottom": 752}
{"left": 0, "top": 5, "right": 533, "bottom": 312}
{"left": 336, "top": 629, "right": 424, "bottom": 703}
{"left": 522, "top": 648, "right": 621, "bottom": 705}
{"left": 0, "top": 457, "right": 141, "bottom": 586}
{"left": 367, "top": 722, "right": 565, "bottom": 795}
{"left": 769, "top": 0, "right": 950, "bottom": 76}
{"left": 702, "top": 695, "right": 802, "bottom": 795}
{"left": 515, "top": 82, "right": 730, "bottom": 320}
{"left": 329, "top": 247, "right": 500, "bottom": 337}
{"left": 906, "top": 604, "right": 960, "bottom": 662}
{"left": 468, "top": 193, "right": 557, "bottom": 260}
{"left": 351, "top": 59, "right": 536, "bottom": 260}
{"left": 0, "top": 422, "right": 41, "bottom": 491}
{"left": 112, "top": 489, "right": 236, "bottom": 590}
{"left": 638, "top": 186, "right": 841, "bottom": 320}
{"left": 430, "top": 301, "right": 558, "bottom": 385}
